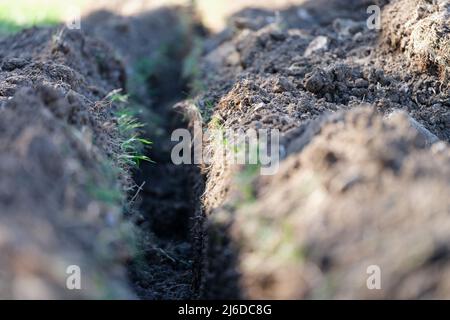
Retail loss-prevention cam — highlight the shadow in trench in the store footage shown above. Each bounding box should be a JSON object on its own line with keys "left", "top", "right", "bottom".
{"left": 83, "top": 6, "right": 212, "bottom": 299}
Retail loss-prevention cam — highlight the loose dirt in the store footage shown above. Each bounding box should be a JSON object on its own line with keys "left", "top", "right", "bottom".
{"left": 0, "top": 0, "right": 449, "bottom": 299}
{"left": 190, "top": 0, "right": 450, "bottom": 299}
{"left": 0, "top": 27, "right": 133, "bottom": 298}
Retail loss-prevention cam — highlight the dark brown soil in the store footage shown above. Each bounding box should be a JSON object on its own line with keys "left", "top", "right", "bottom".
{"left": 84, "top": 5, "right": 206, "bottom": 299}
{"left": 208, "top": 107, "right": 450, "bottom": 299}
{"left": 0, "top": 27, "right": 134, "bottom": 298}
{"left": 190, "top": 0, "right": 450, "bottom": 299}
{"left": 0, "top": 4, "right": 205, "bottom": 299}
{"left": 0, "top": 0, "right": 449, "bottom": 300}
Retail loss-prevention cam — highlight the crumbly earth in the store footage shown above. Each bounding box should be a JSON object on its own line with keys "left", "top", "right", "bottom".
{"left": 0, "top": 0, "right": 449, "bottom": 300}
{"left": 382, "top": 0, "right": 450, "bottom": 79}
{"left": 208, "top": 108, "right": 450, "bottom": 299}
{"left": 191, "top": 0, "right": 450, "bottom": 298}
{"left": 0, "top": 27, "right": 134, "bottom": 299}
{"left": 0, "top": 3, "right": 204, "bottom": 300}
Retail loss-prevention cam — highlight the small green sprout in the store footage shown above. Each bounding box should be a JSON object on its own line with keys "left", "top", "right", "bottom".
{"left": 114, "top": 108, "right": 153, "bottom": 167}
{"left": 109, "top": 92, "right": 129, "bottom": 104}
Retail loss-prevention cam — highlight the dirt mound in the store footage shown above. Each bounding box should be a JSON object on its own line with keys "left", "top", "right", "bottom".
{"left": 382, "top": 0, "right": 450, "bottom": 79}
{"left": 189, "top": 0, "right": 450, "bottom": 298}
{"left": 195, "top": 0, "right": 448, "bottom": 214}
{"left": 0, "top": 27, "right": 134, "bottom": 298}
{"left": 0, "top": 3, "right": 206, "bottom": 300}
{"left": 208, "top": 107, "right": 450, "bottom": 299}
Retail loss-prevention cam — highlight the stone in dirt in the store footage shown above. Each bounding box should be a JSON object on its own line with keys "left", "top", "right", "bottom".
{"left": 304, "top": 36, "right": 329, "bottom": 57}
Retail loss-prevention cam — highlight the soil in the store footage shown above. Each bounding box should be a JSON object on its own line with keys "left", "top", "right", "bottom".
{"left": 0, "top": 27, "right": 133, "bottom": 298}
{"left": 0, "top": 0, "right": 449, "bottom": 300}
{"left": 84, "top": 5, "right": 206, "bottom": 299}
{"left": 191, "top": 0, "right": 450, "bottom": 299}
{"left": 0, "top": 4, "right": 204, "bottom": 299}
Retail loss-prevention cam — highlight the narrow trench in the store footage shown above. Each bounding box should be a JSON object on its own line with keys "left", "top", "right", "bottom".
{"left": 126, "top": 15, "right": 206, "bottom": 300}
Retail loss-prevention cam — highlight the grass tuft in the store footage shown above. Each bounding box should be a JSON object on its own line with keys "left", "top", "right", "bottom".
{"left": 109, "top": 92, "right": 154, "bottom": 167}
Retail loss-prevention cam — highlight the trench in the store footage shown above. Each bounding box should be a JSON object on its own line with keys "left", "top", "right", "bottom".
{"left": 1, "top": 0, "right": 448, "bottom": 301}
{"left": 129, "top": 106, "right": 204, "bottom": 300}
{"left": 113, "top": 9, "right": 207, "bottom": 300}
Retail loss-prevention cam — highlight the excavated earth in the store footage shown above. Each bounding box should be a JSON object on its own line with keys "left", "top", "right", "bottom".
{"left": 0, "top": 27, "right": 133, "bottom": 298}
{"left": 0, "top": 0, "right": 449, "bottom": 299}
{"left": 190, "top": 0, "right": 450, "bottom": 299}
